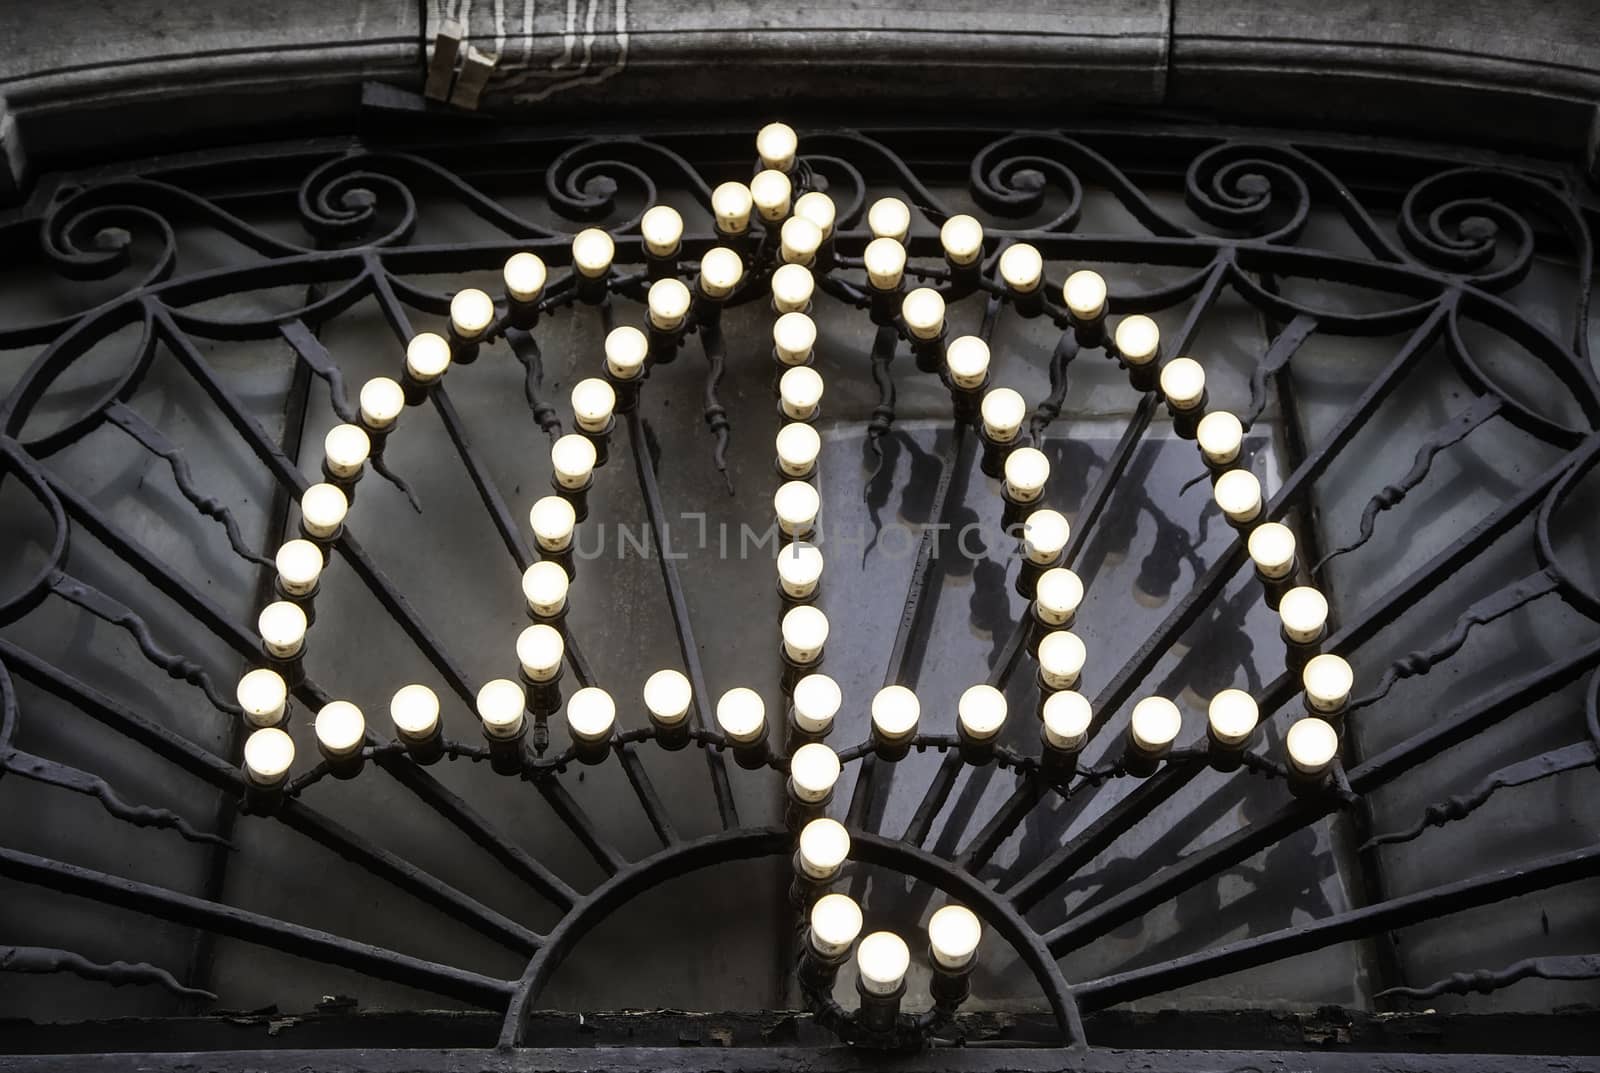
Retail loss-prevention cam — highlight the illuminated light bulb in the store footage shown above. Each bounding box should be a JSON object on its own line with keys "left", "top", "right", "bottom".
{"left": 1213, "top": 469, "right": 1263, "bottom": 524}
{"left": 1042, "top": 691, "right": 1092, "bottom": 751}
{"left": 1208, "top": 688, "right": 1259, "bottom": 747}
{"left": 940, "top": 214, "right": 984, "bottom": 266}
{"left": 871, "top": 685, "right": 919, "bottom": 741}
{"left": 450, "top": 287, "right": 495, "bottom": 340}
{"left": 1021, "top": 509, "right": 1070, "bottom": 566}
{"left": 566, "top": 686, "right": 616, "bottom": 743}
{"left": 258, "top": 601, "right": 307, "bottom": 659}
{"left": 1035, "top": 567, "right": 1084, "bottom": 627}
{"left": 639, "top": 204, "right": 684, "bottom": 258}
{"left": 300, "top": 482, "right": 349, "bottom": 539}
{"left": 1063, "top": 270, "right": 1107, "bottom": 320}
{"left": 517, "top": 623, "right": 565, "bottom": 682}
{"left": 999, "top": 242, "right": 1043, "bottom": 293}
{"left": 1129, "top": 696, "right": 1183, "bottom": 753}
{"left": 390, "top": 684, "right": 440, "bottom": 741}
{"left": 789, "top": 742, "right": 841, "bottom": 803}
{"left": 809, "top": 892, "right": 863, "bottom": 958}
{"left": 604, "top": 326, "right": 649, "bottom": 380}
{"left": 712, "top": 181, "right": 754, "bottom": 234}
{"left": 572, "top": 228, "right": 615, "bottom": 278}
{"left": 771, "top": 263, "right": 814, "bottom": 313}
{"left": 323, "top": 423, "right": 371, "bottom": 478}
{"left": 274, "top": 539, "right": 323, "bottom": 596}
{"left": 551, "top": 434, "right": 598, "bottom": 491}
{"left": 716, "top": 686, "right": 766, "bottom": 744}
{"left": 1287, "top": 716, "right": 1340, "bottom": 775}
{"left": 1279, "top": 586, "right": 1329, "bottom": 645}
{"left": 797, "top": 817, "right": 851, "bottom": 880}
{"left": 571, "top": 378, "right": 616, "bottom": 434}
{"left": 794, "top": 191, "right": 836, "bottom": 238}
{"left": 315, "top": 700, "right": 366, "bottom": 758}
{"left": 779, "top": 365, "right": 825, "bottom": 421}
{"left": 1037, "top": 630, "right": 1087, "bottom": 690}
{"left": 780, "top": 216, "right": 823, "bottom": 265}
{"left": 750, "top": 169, "right": 792, "bottom": 222}
{"left": 236, "top": 668, "right": 288, "bottom": 728}
{"left": 928, "top": 904, "right": 982, "bottom": 970}
{"left": 644, "top": 668, "right": 692, "bottom": 727}
{"left": 1159, "top": 357, "right": 1206, "bottom": 411}
{"left": 503, "top": 252, "right": 547, "bottom": 303}
{"left": 647, "top": 277, "right": 692, "bottom": 331}
{"left": 1004, "top": 447, "right": 1050, "bottom": 504}
{"left": 902, "top": 287, "right": 945, "bottom": 341}
{"left": 868, "top": 197, "right": 911, "bottom": 243}
{"left": 1114, "top": 314, "right": 1160, "bottom": 366}
{"left": 777, "top": 540, "right": 825, "bottom": 599}
{"left": 856, "top": 931, "right": 910, "bottom": 995}
{"left": 405, "top": 332, "right": 451, "bottom": 383}
{"left": 476, "top": 678, "right": 526, "bottom": 739}
{"left": 699, "top": 246, "right": 744, "bottom": 299}
{"left": 792, "top": 673, "right": 841, "bottom": 734}
{"left": 776, "top": 422, "right": 822, "bottom": 477}
{"left": 957, "top": 683, "right": 1007, "bottom": 741}
{"left": 980, "top": 387, "right": 1027, "bottom": 443}
{"left": 945, "top": 336, "right": 990, "bottom": 390}
{"left": 773, "top": 312, "right": 817, "bottom": 365}
{"left": 1248, "top": 522, "right": 1297, "bottom": 580}
{"left": 243, "top": 726, "right": 294, "bottom": 785}
{"left": 863, "top": 237, "right": 907, "bottom": 291}
{"left": 521, "top": 560, "right": 570, "bottom": 617}
{"left": 1303, "top": 653, "right": 1354, "bottom": 713}
{"left": 774, "top": 480, "right": 821, "bottom": 537}
{"left": 359, "top": 377, "right": 405, "bottom": 429}
{"left": 529, "top": 495, "right": 577, "bottom": 552}
{"left": 781, "top": 604, "right": 830, "bottom": 664}
{"left": 756, "top": 121, "right": 798, "bottom": 172}
{"left": 1197, "top": 411, "right": 1244, "bottom": 466}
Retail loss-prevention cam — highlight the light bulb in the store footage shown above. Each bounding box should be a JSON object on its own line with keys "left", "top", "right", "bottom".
{"left": 809, "top": 892, "right": 863, "bottom": 958}
{"left": 604, "top": 326, "right": 648, "bottom": 380}
{"left": 945, "top": 336, "right": 990, "bottom": 389}
{"left": 390, "top": 684, "right": 440, "bottom": 741}
{"left": 529, "top": 495, "right": 577, "bottom": 552}
{"left": 551, "top": 434, "right": 598, "bottom": 490}
{"left": 647, "top": 277, "right": 692, "bottom": 331}
{"left": 999, "top": 242, "right": 1042, "bottom": 293}
{"left": 405, "top": 332, "right": 451, "bottom": 383}
{"left": 258, "top": 601, "right": 307, "bottom": 659}
{"left": 711, "top": 181, "right": 753, "bottom": 234}
{"left": 756, "top": 121, "right": 798, "bottom": 172}
{"left": 639, "top": 204, "right": 684, "bottom": 258}
{"left": 773, "top": 311, "right": 817, "bottom": 365}
{"left": 716, "top": 687, "right": 766, "bottom": 744}
{"left": 780, "top": 216, "right": 822, "bottom": 265}
{"left": 644, "top": 668, "right": 692, "bottom": 727}
{"left": 236, "top": 668, "right": 288, "bottom": 728}
{"left": 1021, "top": 509, "right": 1070, "bottom": 566}
{"left": 477, "top": 678, "right": 526, "bottom": 739}
{"left": 1247, "top": 522, "right": 1297, "bottom": 580}
{"left": 359, "top": 377, "right": 405, "bottom": 429}
{"left": 794, "top": 190, "right": 835, "bottom": 238}
{"left": 940, "top": 214, "right": 984, "bottom": 266}
{"left": 566, "top": 686, "right": 616, "bottom": 743}
{"left": 1287, "top": 716, "right": 1340, "bottom": 775}
{"left": 299, "top": 482, "right": 348, "bottom": 538}
{"left": 1208, "top": 688, "right": 1259, "bottom": 747}
{"left": 777, "top": 541, "right": 825, "bottom": 598}
{"left": 1114, "top": 315, "right": 1160, "bottom": 366}
{"left": 863, "top": 237, "right": 906, "bottom": 291}
{"left": 275, "top": 539, "right": 323, "bottom": 596}
{"left": 243, "top": 727, "right": 294, "bottom": 785}
{"left": 1038, "top": 630, "right": 1087, "bottom": 690}
{"left": 503, "top": 252, "right": 547, "bottom": 303}
{"left": 771, "top": 263, "right": 814, "bottom": 313}
{"left": 571, "top": 378, "right": 616, "bottom": 433}
{"left": 1303, "top": 653, "right": 1354, "bottom": 713}
{"left": 572, "top": 228, "right": 615, "bottom": 278}
{"left": 868, "top": 197, "right": 911, "bottom": 243}
{"left": 1063, "top": 270, "right": 1107, "bottom": 320}
{"left": 315, "top": 700, "right": 366, "bottom": 758}
{"left": 871, "top": 684, "right": 919, "bottom": 740}
{"left": 750, "top": 169, "right": 792, "bottom": 222}
{"left": 1159, "top": 357, "right": 1206, "bottom": 410}
{"left": 1197, "top": 411, "right": 1244, "bottom": 466}
{"left": 776, "top": 422, "right": 822, "bottom": 477}
{"left": 517, "top": 623, "right": 565, "bottom": 682}
{"left": 521, "top": 560, "right": 570, "bottom": 617}
{"left": 1279, "top": 586, "right": 1328, "bottom": 644}
{"left": 1213, "top": 469, "right": 1262, "bottom": 524}
{"left": 1042, "top": 691, "right": 1092, "bottom": 751}
{"left": 1035, "top": 567, "right": 1084, "bottom": 626}
{"left": 797, "top": 817, "right": 850, "bottom": 880}
{"left": 902, "top": 287, "right": 945, "bottom": 341}
{"left": 323, "top": 423, "right": 371, "bottom": 478}
{"left": 781, "top": 604, "right": 830, "bottom": 664}
{"left": 928, "top": 904, "right": 982, "bottom": 970}
{"left": 789, "top": 742, "right": 840, "bottom": 802}
{"left": 981, "top": 387, "right": 1027, "bottom": 443}
{"left": 1004, "top": 447, "right": 1050, "bottom": 504}
{"left": 1129, "top": 696, "right": 1183, "bottom": 753}
{"left": 699, "top": 246, "right": 744, "bottom": 299}
{"left": 774, "top": 480, "right": 821, "bottom": 536}
{"left": 779, "top": 366, "right": 824, "bottom": 421}
{"left": 856, "top": 931, "right": 909, "bottom": 995}
{"left": 958, "top": 683, "right": 1007, "bottom": 741}
{"left": 450, "top": 287, "right": 495, "bottom": 340}
{"left": 792, "top": 673, "right": 841, "bottom": 734}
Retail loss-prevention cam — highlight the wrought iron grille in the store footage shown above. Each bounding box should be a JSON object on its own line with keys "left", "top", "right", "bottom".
{"left": 0, "top": 120, "right": 1597, "bottom": 1066}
